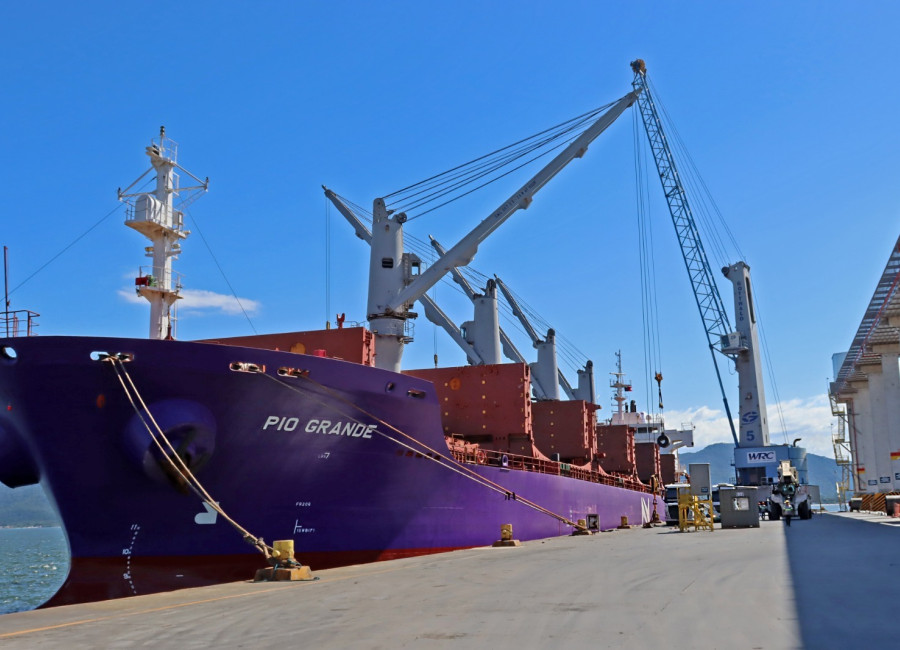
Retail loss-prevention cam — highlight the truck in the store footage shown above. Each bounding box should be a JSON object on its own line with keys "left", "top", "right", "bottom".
{"left": 767, "top": 460, "right": 812, "bottom": 523}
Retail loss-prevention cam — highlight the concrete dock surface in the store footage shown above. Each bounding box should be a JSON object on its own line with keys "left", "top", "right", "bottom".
{"left": 0, "top": 512, "right": 894, "bottom": 649}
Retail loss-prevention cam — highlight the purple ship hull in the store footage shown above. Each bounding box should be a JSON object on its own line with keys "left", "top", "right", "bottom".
{"left": 0, "top": 335, "right": 658, "bottom": 606}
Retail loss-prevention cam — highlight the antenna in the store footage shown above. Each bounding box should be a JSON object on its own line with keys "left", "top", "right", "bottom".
{"left": 3, "top": 246, "right": 9, "bottom": 337}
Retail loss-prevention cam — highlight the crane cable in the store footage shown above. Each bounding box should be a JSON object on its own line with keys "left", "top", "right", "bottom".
{"left": 104, "top": 355, "right": 278, "bottom": 560}
{"left": 755, "top": 303, "right": 789, "bottom": 444}
{"left": 184, "top": 204, "right": 258, "bottom": 335}
{"left": 632, "top": 109, "right": 664, "bottom": 417}
{"left": 7, "top": 170, "right": 160, "bottom": 297}
{"left": 648, "top": 76, "right": 742, "bottom": 270}
{"left": 325, "top": 196, "right": 332, "bottom": 328}
{"left": 105, "top": 348, "right": 592, "bottom": 534}
{"left": 384, "top": 102, "right": 613, "bottom": 201}
{"left": 642, "top": 76, "right": 787, "bottom": 443}
{"left": 384, "top": 100, "right": 618, "bottom": 221}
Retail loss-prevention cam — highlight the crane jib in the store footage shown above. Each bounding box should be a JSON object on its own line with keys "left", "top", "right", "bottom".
{"left": 631, "top": 62, "right": 741, "bottom": 447}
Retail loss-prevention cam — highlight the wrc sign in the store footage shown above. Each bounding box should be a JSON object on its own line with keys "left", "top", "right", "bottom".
{"left": 745, "top": 450, "right": 776, "bottom": 464}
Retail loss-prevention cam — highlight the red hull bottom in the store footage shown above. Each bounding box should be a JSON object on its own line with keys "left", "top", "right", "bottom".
{"left": 41, "top": 546, "right": 475, "bottom": 607}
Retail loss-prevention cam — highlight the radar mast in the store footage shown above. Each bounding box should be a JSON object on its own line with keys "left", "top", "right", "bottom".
{"left": 118, "top": 127, "right": 208, "bottom": 339}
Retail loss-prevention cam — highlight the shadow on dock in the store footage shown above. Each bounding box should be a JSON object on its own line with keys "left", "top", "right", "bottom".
{"left": 783, "top": 513, "right": 897, "bottom": 647}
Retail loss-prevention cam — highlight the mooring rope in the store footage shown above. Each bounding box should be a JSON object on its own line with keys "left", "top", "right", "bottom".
{"left": 254, "top": 369, "right": 587, "bottom": 531}
{"left": 105, "top": 351, "right": 589, "bottom": 534}
{"left": 104, "top": 355, "right": 277, "bottom": 559}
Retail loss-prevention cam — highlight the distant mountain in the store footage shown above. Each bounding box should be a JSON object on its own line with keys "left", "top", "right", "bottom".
{"left": 677, "top": 442, "right": 841, "bottom": 502}
{"left": 0, "top": 484, "right": 60, "bottom": 527}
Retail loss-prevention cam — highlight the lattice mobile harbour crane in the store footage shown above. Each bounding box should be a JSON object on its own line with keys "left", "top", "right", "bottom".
{"left": 630, "top": 59, "right": 812, "bottom": 520}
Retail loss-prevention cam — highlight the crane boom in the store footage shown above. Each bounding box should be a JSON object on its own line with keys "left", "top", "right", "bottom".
{"left": 494, "top": 275, "right": 582, "bottom": 401}
{"left": 323, "top": 188, "right": 483, "bottom": 364}
{"left": 428, "top": 237, "right": 531, "bottom": 371}
{"left": 325, "top": 89, "right": 639, "bottom": 372}
{"left": 494, "top": 276, "right": 542, "bottom": 343}
{"left": 386, "top": 90, "right": 640, "bottom": 314}
{"left": 630, "top": 59, "right": 739, "bottom": 446}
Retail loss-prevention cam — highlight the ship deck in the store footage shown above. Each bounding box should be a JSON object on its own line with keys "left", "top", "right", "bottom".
{"left": 0, "top": 512, "right": 894, "bottom": 648}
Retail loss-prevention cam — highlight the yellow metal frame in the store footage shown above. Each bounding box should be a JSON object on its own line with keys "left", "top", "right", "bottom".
{"left": 677, "top": 488, "right": 714, "bottom": 532}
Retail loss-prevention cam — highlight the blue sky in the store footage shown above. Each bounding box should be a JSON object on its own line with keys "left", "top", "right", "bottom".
{"left": 4, "top": 1, "right": 900, "bottom": 457}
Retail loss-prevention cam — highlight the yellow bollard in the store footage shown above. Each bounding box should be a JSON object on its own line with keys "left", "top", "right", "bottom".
{"left": 571, "top": 518, "right": 591, "bottom": 536}
{"left": 254, "top": 539, "right": 314, "bottom": 582}
{"left": 273, "top": 539, "right": 295, "bottom": 561}
{"left": 492, "top": 523, "right": 521, "bottom": 547}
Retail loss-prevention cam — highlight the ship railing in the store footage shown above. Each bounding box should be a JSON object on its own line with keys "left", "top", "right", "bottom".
{"left": 449, "top": 445, "right": 652, "bottom": 493}
{"left": 1, "top": 309, "right": 39, "bottom": 337}
{"left": 124, "top": 203, "right": 187, "bottom": 233}
{"left": 124, "top": 204, "right": 141, "bottom": 223}
{"left": 134, "top": 266, "right": 184, "bottom": 295}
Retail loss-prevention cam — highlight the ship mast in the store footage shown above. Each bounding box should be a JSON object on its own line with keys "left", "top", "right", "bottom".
{"left": 118, "top": 128, "right": 208, "bottom": 339}
{"left": 610, "top": 349, "right": 632, "bottom": 424}
{"left": 3, "top": 246, "right": 9, "bottom": 337}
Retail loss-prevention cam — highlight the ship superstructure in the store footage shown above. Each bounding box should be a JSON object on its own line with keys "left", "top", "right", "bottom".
{"left": 604, "top": 351, "right": 693, "bottom": 485}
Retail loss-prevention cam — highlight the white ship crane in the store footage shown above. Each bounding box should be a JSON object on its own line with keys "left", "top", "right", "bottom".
{"left": 322, "top": 191, "right": 483, "bottom": 365}
{"left": 426, "top": 236, "right": 529, "bottom": 375}
{"left": 457, "top": 277, "right": 502, "bottom": 366}
{"left": 494, "top": 275, "right": 594, "bottom": 403}
{"left": 320, "top": 199, "right": 582, "bottom": 398}
{"left": 325, "top": 90, "right": 639, "bottom": 371}
{"left": 118, "top": 127, "right": 208, "bottom": 340}
{"left": 427, "top": 236, "right": 589, "bottom": 401}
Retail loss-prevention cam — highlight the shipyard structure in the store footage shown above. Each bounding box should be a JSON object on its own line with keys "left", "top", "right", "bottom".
{"left": 830, "top": 233, "right": 900, "bottom": 509}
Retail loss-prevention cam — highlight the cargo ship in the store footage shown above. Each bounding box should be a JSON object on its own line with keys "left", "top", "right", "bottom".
{"left": 0, "top": 92, "right": 666, "bottom": 606}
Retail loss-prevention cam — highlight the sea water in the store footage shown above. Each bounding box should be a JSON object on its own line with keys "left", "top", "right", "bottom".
{"left": 0, "top": 527, "right": 69, "bottom": 614}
